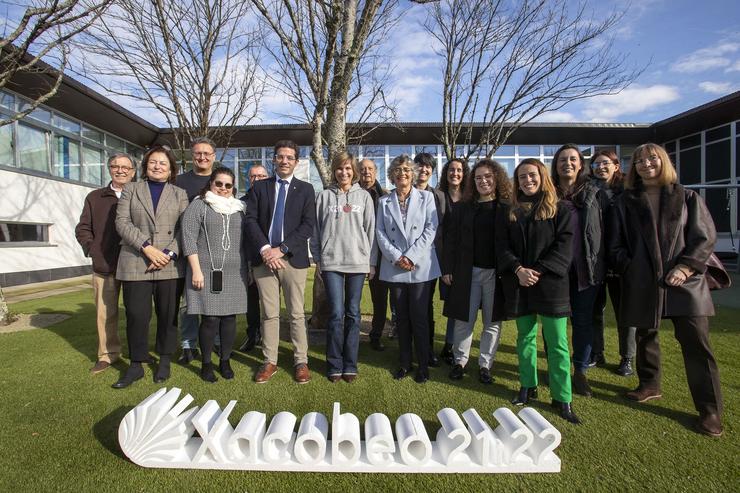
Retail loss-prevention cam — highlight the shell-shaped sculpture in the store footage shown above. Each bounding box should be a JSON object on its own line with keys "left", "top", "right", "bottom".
{"left": 118, "top": 387, "right": 199, "bottom": 466}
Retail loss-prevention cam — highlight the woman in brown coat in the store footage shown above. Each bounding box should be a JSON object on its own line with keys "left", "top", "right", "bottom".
{"left": 609, "top": 143, "right": 723, "bottom": 437}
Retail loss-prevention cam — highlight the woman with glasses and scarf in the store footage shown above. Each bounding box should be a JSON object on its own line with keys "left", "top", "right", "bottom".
{"left": 181, "top": 167, "right": 248, "bottom": 382}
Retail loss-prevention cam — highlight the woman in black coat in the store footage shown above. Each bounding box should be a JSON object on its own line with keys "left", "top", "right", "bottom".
{"left": 442, "top": 159, "right": 510, "bottom": 384}
{"left": 589, "top": 149, "right": 636, "bottom": 376}
{"left": 496, "top": 158, "right": 580, "bottom": 424}
{"left": 609, "top": 143, "right": 723, "bottom": 437}
{"left": 551, "top": 144, "right": 608, "bottom": 397}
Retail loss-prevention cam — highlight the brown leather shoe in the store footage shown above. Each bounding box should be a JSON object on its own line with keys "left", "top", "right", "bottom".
{"left": 328, "top": 375, "right": 342, "bottom": 383}
{"left": 342, "top": 374, "right": 357, "bottom": 383}
{"left": 255, "top": 362, "right": 278, "bottom": 383}
{"left": 90, "top": 360, "right": 111, "bottom": 374}
{"left": 695, "top": 413, "right": 723, "bottom": 437}
{"left": 625, "top": 386, "right": 662, "bottom": 403}
{"left": 294, "top": 363, "right": 311, "bottom": 384}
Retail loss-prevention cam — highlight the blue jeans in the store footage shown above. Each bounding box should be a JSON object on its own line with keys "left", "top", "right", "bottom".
{"left": 323, "top": 271, "right": 365, "bottom": 376}
{"left": 570, "top": 281, "right": 601, "bottom": 372}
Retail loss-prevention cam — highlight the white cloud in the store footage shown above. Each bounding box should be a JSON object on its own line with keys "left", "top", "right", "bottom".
{"left": 726, "top": 60, "right": 740, "bottom": 72}
{"left": 532, "top": 111, "right": 577, "bottom": 123}
{"left": 671, "top": 41, "right": 740, "bottom": 73}
{"left": 698, "top": 81, "right": 738, "bottom": 95}
{"left": 581, "top": 85, "right": 680, "bottom": 121}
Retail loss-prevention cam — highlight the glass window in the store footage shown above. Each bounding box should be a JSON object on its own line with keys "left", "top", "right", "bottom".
{"left": 239, "top": 147, "right": 262, "bottom": 160}
{"left": 388, "top": 145, "right": 412, "bottom": 158}
{"left": 664, "top": 141, "right": 676, "bottom": 153}
{"left": 17, "top": 123, "right": 49, "bottom": 173}
{"left": 705, "top": 189, "right": 730, "bottom": 232}
{"left": 542, "top": 145, "right": 561, "bottom": 156}
{"left": 706, "top": 125, "right": 730, "bottom": 143}
{"left": 53, "top": 135, "right": 81, "bottom": 181}
{"left": 454, "top": 145, "right": 466, "bottom": 157}
{"left": 415, "top": 145, "right": 437, "bottom": 156}
{"left": 580, "top": 146, "right": 593, "bottom": 159}
{"left": 105, "top": 134, "right": 125, "bottom": 152}
{"left": 362, "top": 145, "right": 386, "bottom": 187}
{"left": 309, "top": 162, "right": 324, "bottom": 193}
{"left": 0, "top": 222, "right": 49, "bottom": 243}
{"left": 82, "top": 126, "right": 103, "bottom": 144}
{"left": 218, "top": 148, "right": 237, "bottom": 170}
{"left": 679, "top": 147, "right": 701, "bottom": 184}
{"left": 494, "top": 145, "right": 515, "bottom": 156}
{"left": 0, "top": 90, "right": 15, "bottom": 110}
{"left": 518, "top": 145, "right": 540, "bottom": 156}
{"left": 347, "top": 145, "right": 360, "bottom": 157}
{"left": 495, "top": 158, "right": 516, "bottom": 177}
{"left": 706, "top": 140, "right": 731, "bottom": 182}
{"left": 83, "top": 146, "right": 105, "bottom": 186}
{"left": 679, "top": 133, "right": 701, "bottom": 149}
{"left": 237, "top": 161, "right": 264, "bottom": 192}
{"left": 29, "top": 108, "right": 52, "bottom": 124}
{"left": 53, "top": 114, "right": 80, "bottom": 134}
{"left": 0, "top": 124, "right": 13, "bottom": 166}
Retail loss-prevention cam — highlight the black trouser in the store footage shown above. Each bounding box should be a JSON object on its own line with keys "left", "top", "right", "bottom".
{"left": 122, "top": 278, "right": 183, "bottom": 362}
{"left": 427, "top": 278, "right": 437, "bottom": 354}
{"left": 200, "top": 315, "right": 236, "bottom": 362}
{"left": 246, "top": 280, "right": 261, "bottom": 340}
{"left": 368, "top": 276, "right": 389, "bottom": 342}
{"left": 636, "top": 316, "right": 723, "bottom": 416}
{"left": 390, "top": 281, "right": 432, "bottom": 376}
{"left": 593, "top": 276, "right": 636, "bottom": 358}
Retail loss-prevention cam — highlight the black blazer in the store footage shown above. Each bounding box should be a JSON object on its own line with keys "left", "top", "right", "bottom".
{"left": 495, "top": 202, "right": 574, "bottom": 318}
{"left": 244, "top": 176, "right": 316, "bottom": 268}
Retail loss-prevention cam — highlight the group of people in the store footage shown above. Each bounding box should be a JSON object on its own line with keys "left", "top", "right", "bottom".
{"left": 75, "top": 138, "right": 724, "bottom": 437}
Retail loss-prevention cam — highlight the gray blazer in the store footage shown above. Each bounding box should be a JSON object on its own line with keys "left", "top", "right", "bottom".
{"left": 115, "top": 180, "right": 189, "bottom": 281}
{"left": 376, "top": 187, "right": 440, "bottom": 284}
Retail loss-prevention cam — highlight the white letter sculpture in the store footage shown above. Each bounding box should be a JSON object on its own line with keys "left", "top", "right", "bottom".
{"left": 119, "top": 388, "right": 562, "bottom": 473}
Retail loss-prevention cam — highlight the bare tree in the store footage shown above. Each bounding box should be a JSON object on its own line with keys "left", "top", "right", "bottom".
{"left": 422, "top": 0, "right": 641, "bottom": 160}
{"left": 251, "top": 0, "right": 401, "bottom": 186}
{"left": 75, "top": 0, "right": 264, "bottom": 161}
{"left": 0, "top": 0, "right": 112, "bottom": 127}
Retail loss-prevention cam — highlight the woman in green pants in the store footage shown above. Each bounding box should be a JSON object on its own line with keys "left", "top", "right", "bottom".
{"left": 495, "top": 158, "right": 580, "bottom": 424}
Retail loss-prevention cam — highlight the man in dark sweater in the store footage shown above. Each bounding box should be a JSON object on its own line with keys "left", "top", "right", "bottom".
{"left": 75, "top": 153, "right": 135, "bottom": 374}
{"left": 175, "top": 136, "right": 216, "bottom": 364}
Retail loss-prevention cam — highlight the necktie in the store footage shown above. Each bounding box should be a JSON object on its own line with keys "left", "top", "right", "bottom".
{"left": 270, "top": 179, "right": 287, "bottom": 247}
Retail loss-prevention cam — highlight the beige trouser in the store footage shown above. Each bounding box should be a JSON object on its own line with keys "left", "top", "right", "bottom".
{"left": 92, "top": 272, "right": 122, "bottom": 363}
{"left": 253, "top": 262, "right": 308, "bottom": 366}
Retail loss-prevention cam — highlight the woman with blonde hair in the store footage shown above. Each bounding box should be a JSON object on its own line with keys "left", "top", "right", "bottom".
{"left": 310, "top": 152, "right": 376, "bottom": 382}
{"left": 496, "top": 158, "right": 580, "bottom": 424}
{"left": 609, "top": 143, "right": 723, "bottom": 436}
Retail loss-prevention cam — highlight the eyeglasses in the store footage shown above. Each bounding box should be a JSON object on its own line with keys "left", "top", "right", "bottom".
{"left": 474, "top": 173, "right": 494, "bottom": 182}
{"left": 214, "top": 181, "right": 234, "bottom": 189}
{"left": 634, "top": 155, "right": 661, "bottom": 166}
{"left": 193, "top": 152, "right": 214, "bottom": 158}
{"left": 394, "top": 167, "right": 414, "bottom": 175}
{"left": 591, "top": 160, "right": 613, "bottom": 168}
{"left": 109, "top": 165, "right": 133, "bottom": 172}
{"left": 274, "top": 154, "right": 297, "bottom": 162}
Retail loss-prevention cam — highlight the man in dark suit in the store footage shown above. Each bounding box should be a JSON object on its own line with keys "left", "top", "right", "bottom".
{"left": 245, "top": 140, "right": 316, "bottom": 384}
{"left": 238, "top": 164, "right": 270, "bottom": 352}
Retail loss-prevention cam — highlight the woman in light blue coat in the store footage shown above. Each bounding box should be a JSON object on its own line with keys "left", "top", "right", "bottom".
{"left": 376, "top": 154, "right": 440, "bottom": 383}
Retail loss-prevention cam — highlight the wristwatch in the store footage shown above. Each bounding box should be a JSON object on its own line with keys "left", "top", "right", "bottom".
{"left": 279, "top": 243, "right": 289, "bottom": 255}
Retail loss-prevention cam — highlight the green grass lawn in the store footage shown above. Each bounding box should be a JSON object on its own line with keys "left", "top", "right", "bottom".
{"left": 1, "top": 270, "right": 737, "bottom": 491}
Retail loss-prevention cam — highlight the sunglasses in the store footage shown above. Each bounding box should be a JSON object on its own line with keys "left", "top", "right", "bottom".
{"left": 214, "top": 180, "right": 234, "bottom": 189}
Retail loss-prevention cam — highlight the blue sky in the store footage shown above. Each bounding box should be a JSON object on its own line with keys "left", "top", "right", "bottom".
{"left": 360, "top": 0, "right": 740, "bottom": 125}
{"left": 7, "top": 0, "right": 734, "bottom": 126}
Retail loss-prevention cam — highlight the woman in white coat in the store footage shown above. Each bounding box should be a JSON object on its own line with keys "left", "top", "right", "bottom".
{"left": 376, "top": 154, "right": 440, "bottom": 383}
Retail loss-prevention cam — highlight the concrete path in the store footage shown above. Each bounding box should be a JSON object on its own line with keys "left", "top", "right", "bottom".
{"left": 3, "top": 276, "right": 92, "bottom": 303}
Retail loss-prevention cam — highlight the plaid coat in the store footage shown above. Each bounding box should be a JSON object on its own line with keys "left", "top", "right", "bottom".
{"left": 115, "top": 180, "right": 189, "bottom": 281}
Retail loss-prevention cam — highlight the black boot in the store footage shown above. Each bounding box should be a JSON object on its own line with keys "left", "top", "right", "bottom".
{"left": 552, "top": 400, "right": 581, "bottom": 424}
{"left": 572, "top": 371, "right": 592, "bottom": 397}
{"left": 615, "top": 357, "right": 634, "bottom": 376}
{"left": 112, "top": 362, "right": 144, "bottom": 389}
{"left": 511, "top": 387, "right": 538, "bottom": 406}
{"left": 200, "top": 362, "right": 217, "bottom": 383}
{"left": 439, "top": 343, "right": 454, "bottom": 365}
{"left": 154, "top": 355, "right": 171, "bottom": 383}
{"left": 219, "top": 359, "right": 234, "bottom": 380}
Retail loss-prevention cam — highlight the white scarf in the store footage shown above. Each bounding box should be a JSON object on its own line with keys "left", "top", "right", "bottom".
{"left": 203, "top": 191, "right": 245, "bottom": 215}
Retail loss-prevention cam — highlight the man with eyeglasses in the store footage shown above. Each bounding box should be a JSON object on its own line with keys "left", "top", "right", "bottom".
{"left": 75, "top": 153, "right": 136, "bottom": 374}
{"left": 175, "top": 136, "right": 217, "bottom": 364}
{"left": 245, "top": 140, "right": 316, "bottom": 384}
{"left": 238, "top": 164, "right": 270, "bottom": 352}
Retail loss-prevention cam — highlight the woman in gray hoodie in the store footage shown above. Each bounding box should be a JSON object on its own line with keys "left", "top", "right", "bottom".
{"left": 310, "top": 152, "right": 376, "bottom": 382}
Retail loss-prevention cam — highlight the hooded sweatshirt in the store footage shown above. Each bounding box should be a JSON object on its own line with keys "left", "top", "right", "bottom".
{"left": 310, "top": 182, "right": 377, "bottom": 273}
